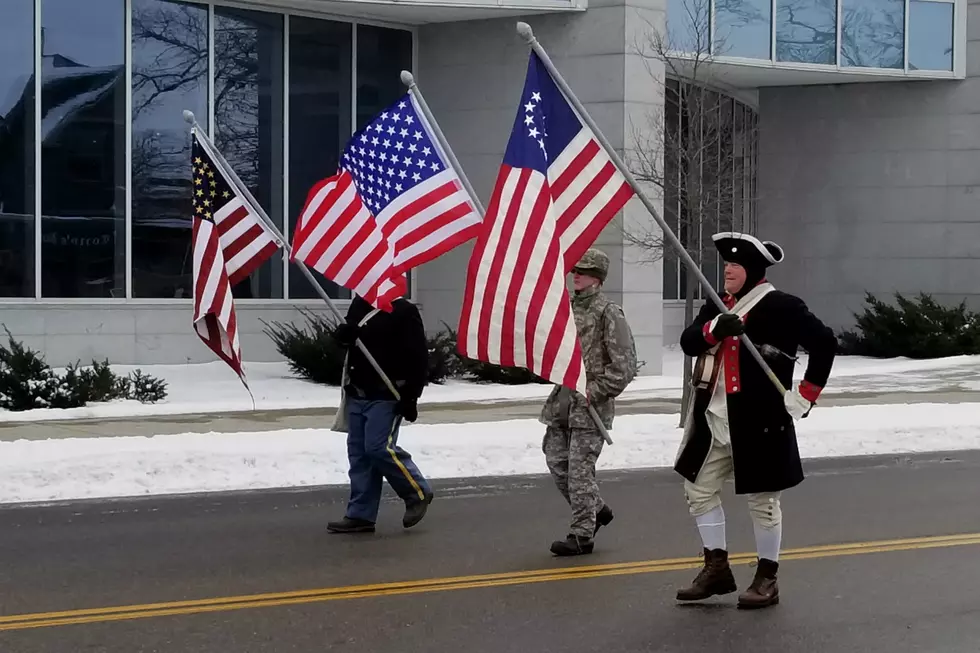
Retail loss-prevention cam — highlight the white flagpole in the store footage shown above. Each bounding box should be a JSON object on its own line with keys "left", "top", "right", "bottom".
{"left": 400, "top": 70, "right": 614, "bottom": 445}
{"left": 183, "top": 110, "right": 402, "bottom": 402}
{"left": 515, "top": 22, "right": 787, "bottom": 398}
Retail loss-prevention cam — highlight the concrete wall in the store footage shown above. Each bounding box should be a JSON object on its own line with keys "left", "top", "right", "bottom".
{"left": 416, "top": 0, "right": 667, "bottom": 374}
{"left": 758, "top": 64, "right": 980, "bottom": 330}
{"left": 0, "top": 303, "right": 332, "bottom": 366}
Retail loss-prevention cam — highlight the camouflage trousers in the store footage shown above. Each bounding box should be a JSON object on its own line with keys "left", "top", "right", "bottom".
{"left": 543, "top": 426, "right": 606, "bottom": 538}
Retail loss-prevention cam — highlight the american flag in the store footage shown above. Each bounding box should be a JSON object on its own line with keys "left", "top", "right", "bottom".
{"left": 457, "top": 52, "right": 635, "bottom": 395}
{"left": 191, "top": 129, "right": 281, "bottom": 385}
{"left": 291, "top": 92, "right": 482, "bottom": 311}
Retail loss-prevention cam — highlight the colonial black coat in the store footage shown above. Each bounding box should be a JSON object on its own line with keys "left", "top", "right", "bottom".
{"left": 674, "top": 289, "right": 837, "bottom": 495}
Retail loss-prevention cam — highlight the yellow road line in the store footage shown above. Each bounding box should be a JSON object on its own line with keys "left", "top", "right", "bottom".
{"left": 2, "top": 531, "right": 978, "bottom": 632}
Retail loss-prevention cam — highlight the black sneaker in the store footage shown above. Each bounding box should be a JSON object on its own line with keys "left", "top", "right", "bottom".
{"left": 403, "top": 491, "right": 434, "bottom": 528}
{"left": 594, "top": 505, "right": 614, "bottom": 536}
{"left": 327, "top": 517, "right": 376, "bottom": 534}
{"left": 550, "top": 534, "right": 595, "bottom": 556}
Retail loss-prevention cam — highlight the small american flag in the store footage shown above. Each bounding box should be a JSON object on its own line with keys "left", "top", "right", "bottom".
{"left": 191, "top": 129, "right": 281, "bottom": 386}
{"left": 291, "top": 92, "right": 482, "bottom": 310}
{"left": 457, "top": 52, "right": 634, "bottom": 395}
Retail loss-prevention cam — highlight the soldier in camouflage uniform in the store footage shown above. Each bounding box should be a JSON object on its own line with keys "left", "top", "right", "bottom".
{"left": 540, "top": 248, "right": 638, "bottom": 556}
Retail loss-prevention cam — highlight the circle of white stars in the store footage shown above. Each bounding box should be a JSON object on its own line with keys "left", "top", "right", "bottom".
{"left": 523, "top": 91, "right": 548, "bottom": 158}
{"left": 340, "top": 100, "right": 442, "bottom": 214}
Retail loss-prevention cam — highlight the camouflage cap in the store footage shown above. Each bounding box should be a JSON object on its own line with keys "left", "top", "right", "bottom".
{"left": 572, "top": 248, "right": 609, "bottom": 283}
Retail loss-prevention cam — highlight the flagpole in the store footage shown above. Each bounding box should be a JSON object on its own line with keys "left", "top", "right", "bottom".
{"left": 400, "top": 71, "right": 614, "bottom": 445}
{"left": 400, "top": 71, "right": 485, "bottom": 216}
{"left": 515, "top": 22, "right": 787, "bottom": 398}
{"left": 183, "top": 110, "right": 403, "bottom": 403}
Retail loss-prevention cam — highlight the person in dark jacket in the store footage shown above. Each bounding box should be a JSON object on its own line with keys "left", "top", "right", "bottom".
{"left": 326, "top": 295, "right": 434, "bottom": 534}
{"left": 673, "top": 232, "right": 836, "bottom": 609}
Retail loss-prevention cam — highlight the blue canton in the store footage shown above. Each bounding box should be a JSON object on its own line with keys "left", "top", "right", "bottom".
{"left": 341, "top": 93, "right": 443, "bottom": 215}
{"left": 503, "top": 52, "right": 582, "bottom": 175}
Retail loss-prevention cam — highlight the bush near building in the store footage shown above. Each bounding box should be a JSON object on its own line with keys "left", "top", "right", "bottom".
{"left": 263, "top": 312, "right": 547, "bottom": 387}
{"left": 0, "top": 329, "right": 168, "bottom": 411}
{"left": 837, "top": 292, "right": 980, "bottom": 359}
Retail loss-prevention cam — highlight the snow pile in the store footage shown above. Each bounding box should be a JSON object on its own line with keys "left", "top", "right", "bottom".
{"left": 1, "top": 348, "right": 978, "bottom": 423}
{"left": 1, "top": 402, "right": 977, "bottom": 505}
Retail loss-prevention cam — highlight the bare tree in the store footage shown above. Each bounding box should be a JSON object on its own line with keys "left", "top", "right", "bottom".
{"left": 625, "top": 0, "right": 759, "bottom": 424}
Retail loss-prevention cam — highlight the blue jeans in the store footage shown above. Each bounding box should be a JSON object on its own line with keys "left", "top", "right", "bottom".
{"left": 345, "top": 398, "right": 431, "bottom": 522}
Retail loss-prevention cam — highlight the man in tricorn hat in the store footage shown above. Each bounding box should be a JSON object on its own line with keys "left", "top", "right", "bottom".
{"left": 673, "top": 232, "right": 836, "bottom": 609}
{"left": 540, "top": 248, "right": 637, "bottom": 557}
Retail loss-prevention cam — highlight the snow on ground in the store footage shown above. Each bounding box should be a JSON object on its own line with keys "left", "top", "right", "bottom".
{"left": 2, "top": 347, "right": 980, "bottom": 423}
{"left": 1, "top": 402, "right": 978, "bottom": 505}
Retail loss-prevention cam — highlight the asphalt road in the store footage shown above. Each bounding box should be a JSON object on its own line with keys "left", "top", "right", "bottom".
{"left": 1, "top": 450, "right": 979, "bottom": 652}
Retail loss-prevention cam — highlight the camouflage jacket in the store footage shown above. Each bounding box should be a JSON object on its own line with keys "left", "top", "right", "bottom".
{"left": 540, "top": 287, "right": 638, "bottom": 430}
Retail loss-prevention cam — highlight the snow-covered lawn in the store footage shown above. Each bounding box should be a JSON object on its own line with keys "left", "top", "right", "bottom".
{"left": 3, "top": 347, "right": 980, "bottom": 423}
{"left": 0, "top": 401, "right": 977, "bottom": 505}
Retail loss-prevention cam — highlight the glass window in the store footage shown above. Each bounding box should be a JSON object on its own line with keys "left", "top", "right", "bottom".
{"left": 0, "top": 0, "right": 36, "bottom": 297}
{"left": 355, "top": 24, "right": 414, "bottom": 297}
{"left": 131, "top": 0, "right": 207, "bottom": 299}
{"left": 666, "top": 0, "right": 711, "bottom": 54}
{"left": 841, "top": 0, "right": 905, "bottom": 68}
{"left": 663, "top": 79, "right": 680, "bottom": 301}
{"left": 714, "top": 0, "right": 772, "bottom": 59}
{"left": 909, "top": 1, "right": 954, "bottom": 71}
{"left": 287, "top": 17, "right": 352, "bottom": 300}
{"left": 214, "top": 6, "right": 284, "bottom": 299}
{"left": 355, "top": 25, "right": 413, "bottom": 132}
{"left": 40, "top": 0, "right": 126, "bottom": 298}
{"left": 776, "top": 0, "right": 837, "bottom": 65}
{"left": 662, "top": 80, "right": 759, "bottom": 300}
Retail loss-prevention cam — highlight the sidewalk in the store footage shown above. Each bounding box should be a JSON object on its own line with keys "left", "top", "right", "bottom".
{"left": 1, "top": 388, "right": 977, "bottom": 441}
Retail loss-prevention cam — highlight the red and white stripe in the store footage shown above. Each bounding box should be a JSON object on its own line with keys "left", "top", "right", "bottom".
{"left": 292, "top": 168, "right": 481, "bottom": 311}
{"left": 457, "top": 130, "right": 633, "bottom": 395}
{"left": 213, "top": 195, "right": 281, "bottom": 286}
{"left": 192, "top": 141, "right": 280, "bottom": 383}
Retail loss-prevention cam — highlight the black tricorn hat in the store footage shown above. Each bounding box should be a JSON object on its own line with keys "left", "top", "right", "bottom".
{"left": 711, "top": 232, "right": 784, "bottom": 270}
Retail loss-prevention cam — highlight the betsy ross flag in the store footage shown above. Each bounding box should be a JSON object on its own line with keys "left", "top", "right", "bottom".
{"left": 457, "top": 52, "right": 634, "bottom": 395}
{"left": 191, "top": 130, "right": 280, "bottom": 387}
{"left": 292, "top": 92, "right": 482, "bottom": 311}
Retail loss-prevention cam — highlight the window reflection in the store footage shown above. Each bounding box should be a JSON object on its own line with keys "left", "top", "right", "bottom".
{"left": 287, "top": 17, "right": 351, "bottom": 300}
{"left": 841, "top": 0, "right": 904, "bottom": 68}
{"left": 666, "top": 0, "right": 711, "bottom": 54}
{"left": 776, "top": 0, "right": 837, "bottom": 65}
{"left": 214, "top": 6, "right": 284, "bottom": 299}
{"left": 0, "top": 0, "right": 36, "bottom": 297}
{"left": 40, "top": 0, "right": 127, "bottom": 298}
{"left": 714, "top": 0, "right": 771, "bottom": 59}
{"left": 909, "top": 1, "right": 953, "bottom": 71}
{"left": 131, "top": 0, "right": 207, "bottom": 298}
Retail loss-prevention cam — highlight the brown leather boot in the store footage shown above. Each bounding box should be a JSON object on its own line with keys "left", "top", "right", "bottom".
{"left": 737, "top": 558, "right": 779, "bottom": 609}
{"left": 676, "top": 548, "right": 738, "bottom": 601}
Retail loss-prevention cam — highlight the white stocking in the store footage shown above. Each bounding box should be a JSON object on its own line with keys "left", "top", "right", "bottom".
{"left": 695, "top": 505, "right": 727, "bottom": 551}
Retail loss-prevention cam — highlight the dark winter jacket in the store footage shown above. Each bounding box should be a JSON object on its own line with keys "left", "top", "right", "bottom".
{"left": 674, "top": 289, "right": 837, "bottom": 494}
{"left": 344, "top": 297, "right": 428, "bottom": 402}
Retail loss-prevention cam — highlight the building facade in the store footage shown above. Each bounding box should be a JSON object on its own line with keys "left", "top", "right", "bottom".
{"left": 0, "top": 0, "right": 969, "bottom": 376}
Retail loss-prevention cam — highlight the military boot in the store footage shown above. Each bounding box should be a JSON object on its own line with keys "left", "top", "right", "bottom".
{"left": 675, "top": 548, "right": 738, "bottom": 601}
{"left": 737, "top": 558, "right": 779, "bottom": 609}
{"left": 594, "top": 505, "right": 614, "bottom": 536}
{"left": 550, "top": 534, "right": 594, "bottom": 556}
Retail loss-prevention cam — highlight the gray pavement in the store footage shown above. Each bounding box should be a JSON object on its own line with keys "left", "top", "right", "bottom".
{"left": 1, "top": 449, "right": 980, "bottom": 651}
{"left": 1, "top": 388, "right": 978, "bottom": 440}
